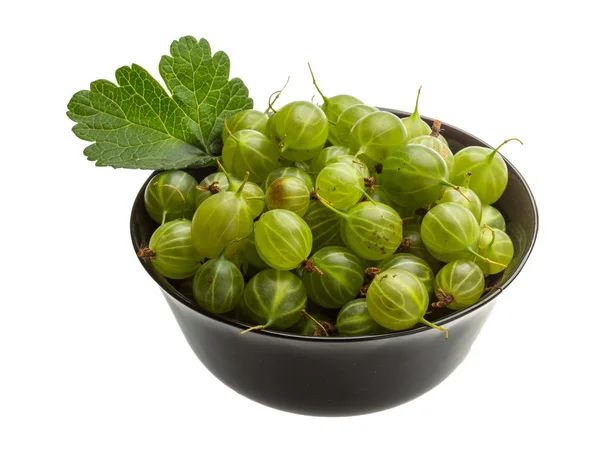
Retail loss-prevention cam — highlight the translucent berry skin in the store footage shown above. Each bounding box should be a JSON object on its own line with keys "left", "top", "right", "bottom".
{"left": 320, "top": 94, "right": 363, "bottom": 146}
{"left": 335, "top": 104, "right": 378, "bottom": 148}
{"left": 336, "top": 299, "right": 386, "bottom": 337}
{"left": 451, "top": 146, "right": 508, "bottom": 204}
{"left": 195, "top": 172, "right": 229, "bottom": 208}
{"left": 254, "top": 210, "right": 313, "bottom": 271}
{"left": 191, "top": 191, "right": 254, "bottom": 259}
{"left": 302, "top": 246, "right": 364, "bottom": 309}
{"left": 421, "top": 203, "right": 480, "bottom": 262}
{"left": 316, "top": 162, "right": 364, "bottom": 211}
{"left": 398, "top": 224, "right": 444, "bottom": 274}
{"left": 311, "top": 145, "right": 352, "bottom": 174}
{"left": 222, "top": 130, "right": 281, "bottom": 184}
{"left": 350, "top": 111, "right": 409, "bottom": 162}
{"left": 326, "top": 155, "right": 370, "bottom": 179}
{"left": 144, "top": 170, "right": 197, "bottom": 224}
{"left": 366, "top": 269, "right": 429, "bottom": 331}
{"left": 434, "top": 260, "right": 485, "bottom": 310}
{"left": 377, "top": 254, "right": 434, "bottom": 296}
{"left": 480, "top": 204, "right": 506, "bottom": 231}
{"left": 381, "top": 144, "right": 450, "bottom": 208}
{"left": 192, "top": 256, "right": 245, "bottom": 314}
{"left": 410, "top": 135, "right": 455, "bottom": 175}
{"left": 243, "top": 269, "right": 307, "bottom": 331}
{"left": 402, "top": 116, "right": 431, "bottom": 141}
{"left": 265, "top": 177, "right": 310, "bottom": 217}
{"left": 265, "top": 167, "right": 314, "bottom": 191}
{"left": 476, "top": 228, "right": 514, "bottom": 275}
{"left": 243, "top": 232, "right": 269, "bottom": 269}
{"left": 302, "top": 202, "right": 344, "bottom": 252}
{"left": 436, "top": 186, "right": 483, "bottom": 223}
{"left": 271, "top": 101, "right": 329, "bottom": 159}
{"left": 221, "top": 109, "right": 269, "bottom": 143}
{"left": 340, "top": 202, "right": 403, "bottom": 261}
{"left": 146, "top": 219, "right": 203, "bottom": 279}
{"left": 226, "top": 175, "right": 265, "bottom": 218}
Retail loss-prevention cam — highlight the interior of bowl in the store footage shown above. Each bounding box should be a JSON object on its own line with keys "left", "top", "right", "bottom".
{"left": 130, "top": 108, "right": 539, "bottom": 340}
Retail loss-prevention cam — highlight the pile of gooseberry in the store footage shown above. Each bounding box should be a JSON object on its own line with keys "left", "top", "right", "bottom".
{"left": 137, "top": 67, "right": 521, "bottom": 339}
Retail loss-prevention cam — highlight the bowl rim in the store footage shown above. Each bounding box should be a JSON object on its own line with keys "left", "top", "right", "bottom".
{"left": 130, "top": 107, "right": 539, "bottom": 342}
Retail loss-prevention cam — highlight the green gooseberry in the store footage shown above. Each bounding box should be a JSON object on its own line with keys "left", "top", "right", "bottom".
{"left": 480, "top": 204, "right": 506, "bottom": 231}
{"left": 264, "top": 166, "right": 314, "bottom": 191}
{"left": 195, "top": 172, "right": 229, "bottom": 208}
{"left": 319, "top": 199, "right": 403, "bottom": 261}
{"left": 381, "top": 143, "right": 458, "bottom": 208}
{"left": 451, "top": 138, "right": 523, "bottom": 204}
{"left": 311, "top": 145, "right": 352, "bottom": 174}
{"left": 219, "top": 161, "right": 265, "bottom": 218}
{"left": 377, "top": 253, "right": 435, "bottom": 296}
{"left": 144, "top": 170, "right": 197, "bottom": 224}
{"left": 335, "top": 104, "right": 379, "bottom": 148}
{"left": 301, "top": 245, "right": 364, "bottom": 309}
{"left": 435, "top": 172, "right": 483, "bottom": 222}
{"left": 336, "top": 299, "right": 386, "bottom": 337}
{"left": 316, "top": 162, "right": 365, "bottom": 211}
{"left": 265, "top": 176, "right": 311, "bottom": 217}
{"left": 221, "top": 127, "right": 281, "bottom": 185}
{"left": 192, "top": 240, "right": 246, "bottom": 314}
{"left": 409, "top": 119, "right": 455, "bottom": 176}
{"left": 221, "top": 109, "right": 269, "bottom": 143}
{"left": 421, "top": 203, "right": 506, "bottom": 270}
{"left": 254, "top": 209, "right": 313, "bottom": 271}
{"left": 350, "top": 111, "right": 409, "bottom": 162}
{"left": 302, "top": 201, "right": 344, "bottom": 252}
{"left": 475, "top": 227, "right": 515, "bottom": 275}
{"left": 191, "top": 173, "right": 254, "bottom": 259}
{"left": 432, "top": 260, "right": 485, "bottom": 311}
{"left": 241, "top": 269, "right": 307, "bottom": 333}
{"left": 271, "top": 100, "right": 329, "bottom": 161}
{"left": 138, "top": 219, "right": 203, "bottom": 279}
{"left": 398, "top": 224, "right": 444, "bottom": 274}
{"left": 326, "top": 155, "right": 370, "bottom": 179}
{"left": 366, "top": 269, "right": 448, "bottom": 338}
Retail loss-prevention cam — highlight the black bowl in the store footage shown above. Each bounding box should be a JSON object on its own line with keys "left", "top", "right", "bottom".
{"left": 130, "top": 108, "right": 539, "bottom": 417}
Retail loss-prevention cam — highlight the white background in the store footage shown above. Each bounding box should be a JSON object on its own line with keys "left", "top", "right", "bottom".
{"left": 1, "top": 1, "right": 597, "bottom": 449}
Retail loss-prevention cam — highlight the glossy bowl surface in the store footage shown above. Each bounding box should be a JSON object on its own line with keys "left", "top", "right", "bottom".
{"left": 130, "top": 108, "right": 539, "bottom": 417}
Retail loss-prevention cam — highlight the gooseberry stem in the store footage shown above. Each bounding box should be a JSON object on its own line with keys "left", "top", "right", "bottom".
{"left": 264, "top": 76, "right": 291, "bottom": 114}
{"left": 419, "top": 318, "right": 449, "bottom": 340}
{"left": 441, "top": 180, "right": 471, "bottom": 202}
{"left": 301, "top": 309, "right": 329, "bottom": 337}
{"left": 137, "top": 247, "right": 156, "bottom": 261}
{"left": 307, "top": 62, "right": 328, "bottom": 104}
{"left": 432, "top": 288, "right": 453, "bottom": 308}
{"left": 240, "top": 324, "right": 265, "bottom": 335}
{"left": 410, "top": 86, "right": 423, "bottom": 118}
{"left": 487, "top": 137, "right": 523, "bottom": 161}
{"left": 359, "top": 188, "right": 377, "bottom": 205}
{"left": 314, "top": 189, "right": 349, "bottom": 220}
{"left": 223, "top": 116, "right": 239, "bottom": 142}
{"left": 430, "top": 119, "right": 442, "bottom": 138}
{"left": 301, "top": 260, "right": 323, "bottom": 276}
{"left": 467, "top": 248, "right": 507, "bottom": 269}
{"left": 236, "top": 171, "right": 250, "bottom": 195}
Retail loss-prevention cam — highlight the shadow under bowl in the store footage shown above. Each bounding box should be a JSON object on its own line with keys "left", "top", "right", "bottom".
{"left": 130, "top": 108, "right": 539, "bottom": 417}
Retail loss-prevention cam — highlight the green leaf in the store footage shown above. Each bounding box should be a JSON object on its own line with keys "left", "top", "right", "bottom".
{"left": 67, "top": 36, "right": 253, "bottom": 170}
